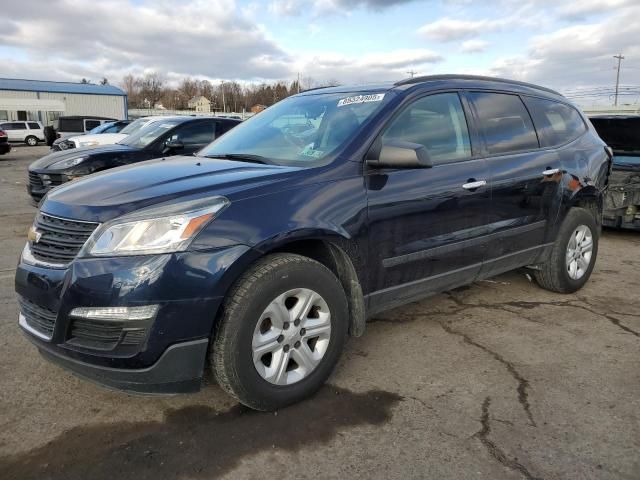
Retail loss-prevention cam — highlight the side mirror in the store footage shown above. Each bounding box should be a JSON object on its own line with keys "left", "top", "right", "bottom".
{"left": 165, "top": 139, "right": 184, "bottom": 151}
{"left": 366, "top": 140, "right": 432, "bottom": 169}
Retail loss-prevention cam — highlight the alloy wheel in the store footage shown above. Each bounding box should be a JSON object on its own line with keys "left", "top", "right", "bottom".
{"left": 566, "top": 225, "right": 593, "bottom": 280}
{"left": 252, "top": 288, "right": 331, "bottom": 385}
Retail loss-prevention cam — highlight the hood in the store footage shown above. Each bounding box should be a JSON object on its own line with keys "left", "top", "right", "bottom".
{"left": 71, "top": 133, "right": 127, "bottom": 147}
{"left": 41, "top": 155, "right": 302, "bottom": 222}
{"left": 29, "top": 144, "right": 136, "bottom": 170}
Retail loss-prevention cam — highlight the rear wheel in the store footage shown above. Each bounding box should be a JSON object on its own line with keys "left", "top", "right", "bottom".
{"left": 25, "top": 136, "right": 38, "bottom": 146}
{"left": 211, "top": 253, "right": 348, "bottom": 411}
{"left": 534, "top": 207, "right": 599, "bottom": 293}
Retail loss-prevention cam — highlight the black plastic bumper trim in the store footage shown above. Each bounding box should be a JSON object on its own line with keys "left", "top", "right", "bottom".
{"left": 28, "top": 335, "right": 210, "bottom": 395}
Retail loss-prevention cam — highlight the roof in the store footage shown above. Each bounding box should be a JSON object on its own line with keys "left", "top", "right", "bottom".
{"left": 188, "top": 96, "right": 210, "bottom": 103}
{"left": 0, "top": 78, "right": 126, "bottom": 96}
{"left": 297, "top": 75, "right": 563, "bottom": 99}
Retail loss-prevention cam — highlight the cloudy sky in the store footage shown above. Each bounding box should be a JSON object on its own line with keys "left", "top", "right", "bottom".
{"left": 1, "top": 0, "right": 639, "bottom": 104}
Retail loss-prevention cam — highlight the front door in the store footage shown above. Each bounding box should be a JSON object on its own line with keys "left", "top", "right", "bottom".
{"left": 365, "top": 92, "right": 491, "bottom": 314}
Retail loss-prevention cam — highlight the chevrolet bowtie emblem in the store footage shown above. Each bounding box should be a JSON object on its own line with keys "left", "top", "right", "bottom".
{"left": 27, "top": 226, "right": 42, "bottom": 244}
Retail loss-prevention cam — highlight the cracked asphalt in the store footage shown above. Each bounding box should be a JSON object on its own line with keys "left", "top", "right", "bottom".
{"left": 1, "top": 146, "right": 639, "bottom": 480}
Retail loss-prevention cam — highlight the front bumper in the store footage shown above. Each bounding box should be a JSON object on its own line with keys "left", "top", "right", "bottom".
{"left": 15, "top": 244, "right": 251, "bottom": 393}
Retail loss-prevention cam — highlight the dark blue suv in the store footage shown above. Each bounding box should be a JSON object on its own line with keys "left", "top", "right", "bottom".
{"left": 15, "top": 75, "right": 611, "bottom": 410}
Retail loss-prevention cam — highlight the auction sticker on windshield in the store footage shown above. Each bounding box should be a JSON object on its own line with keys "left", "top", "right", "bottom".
{"left": 337, "top": 93, "right": 385, "bottom": 107}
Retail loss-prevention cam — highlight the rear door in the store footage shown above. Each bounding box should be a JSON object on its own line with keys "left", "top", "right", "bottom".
{"left": 466, "top": 91, "right": 564, "bottom": 277}
{"left": 366, "top": 91, "right": 491, "bottom": 313}
{"left": 27, "top": 122, "right": 43, "bottom": 140}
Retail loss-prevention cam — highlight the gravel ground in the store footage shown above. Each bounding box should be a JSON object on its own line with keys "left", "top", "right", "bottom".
{"left": 0, "top": 145, "right": 638, "bottom": 480}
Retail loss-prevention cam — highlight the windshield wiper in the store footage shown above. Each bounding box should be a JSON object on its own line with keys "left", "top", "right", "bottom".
{"left": 201, "top": 153, "right": 272, "bottom": 165}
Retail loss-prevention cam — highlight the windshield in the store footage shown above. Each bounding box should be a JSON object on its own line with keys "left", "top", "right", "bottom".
{"left": 88, "top": 122, "right": 114, "bottom": 134}
{"left": 118, "top": 119, "right": 182, "bottom": 149}
{"left": 199, "top": 91, "right": 391, "bottom": 166}
{"left": 118, "top": 117, "right": 153, "bottom": 136}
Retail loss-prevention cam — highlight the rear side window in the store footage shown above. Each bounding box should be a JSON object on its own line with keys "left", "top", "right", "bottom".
{"left": 84, "top": 120, "right": 101, "bottom": 131}
{"left": 469, "top": 92, "right": 538, "bottom": 155}
{"left": 58, "top": 118, "right": 84, "bottom": 132}
{"left": 2, "top": 122, "right": 25, "bottom": 130}
{"left": 524, "top": 97, "right": 586, "bottom": 147}
{"left": 27, "top": 122, "right": 40, "bottom": 129}
{"left": 381, "top": 92, "right": 472, "bottom": 164}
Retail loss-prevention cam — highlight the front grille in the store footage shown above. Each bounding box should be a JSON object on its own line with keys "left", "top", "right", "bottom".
{"left": 28, "top": 172, "right": 66, "bottom": 191}
{"left": 18, "top": 296, "right": 57, "bottom": 339}
{"left": 28, "top": 171, "right": 43, "bottom": 189}
{"left": 29, "top": 212, "right": 99, "bottom": 265}
{"left": 67, "top": 318, "right": 148, "bottom": 351}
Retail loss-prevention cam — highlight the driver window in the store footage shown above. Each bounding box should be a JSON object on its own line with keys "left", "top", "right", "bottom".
{"left": 169, "top": 122, "right": 216, "bottom": 145}
{"left": 382, "top": 93, "right": 472, "bottom": 165}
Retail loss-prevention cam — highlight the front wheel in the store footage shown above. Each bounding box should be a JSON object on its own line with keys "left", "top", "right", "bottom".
{"left": 534, "top": 207, "right": 599, "bottom": 293}
{"left": 25, "top": 136, "right": 38, "bottom": 146}
{"left": 211, "top": 253, "right": 348, "bottom": 411}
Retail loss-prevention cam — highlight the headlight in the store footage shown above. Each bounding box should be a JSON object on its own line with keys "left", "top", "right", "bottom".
{"left": 83, "top": 196, "right": 229, "bottom": 256}
{"left": 50, "top": 156, "right": 86, "bottom": 169}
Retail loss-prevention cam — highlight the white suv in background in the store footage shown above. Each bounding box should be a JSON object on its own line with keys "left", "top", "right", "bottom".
{"left": 0, "top": 121, "right": 45, "bottom": 146}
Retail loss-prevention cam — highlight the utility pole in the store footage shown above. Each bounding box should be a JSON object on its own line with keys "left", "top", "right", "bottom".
{"left": 406, "top": 70, "right": 418, "bottom": 78}
{"left": 220, "top": 80, "right": 226, "bottom": 113}
{"left": 613, "top": 54, "right": 624, "bottom": 106}
{"left": 297, "top": 72, "right": 300, "bottom": 93}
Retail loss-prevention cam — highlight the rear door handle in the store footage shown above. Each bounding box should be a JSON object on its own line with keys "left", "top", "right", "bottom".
{"left": 462, "top": 180, "right": 487, "bottom": 190}
{"left": 542, "top": 168, "right": 560, "bottom": 175}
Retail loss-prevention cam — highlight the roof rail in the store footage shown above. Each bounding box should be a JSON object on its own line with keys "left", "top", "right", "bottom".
{"left": 300, "top": 85, "right": 340, "bottom": 93}
{"left": 394, "top": 74, "right": 562, "bottom": 96}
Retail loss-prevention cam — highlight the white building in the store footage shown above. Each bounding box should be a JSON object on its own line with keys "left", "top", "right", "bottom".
{"left": 187, "top": 96, "right": 211, "bottom": 113}
{"left": 0, "top": 78, "right": 128, "bottom": 126}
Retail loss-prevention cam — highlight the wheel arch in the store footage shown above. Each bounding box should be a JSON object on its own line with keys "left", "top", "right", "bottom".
{"left": 213, "top": 232, "right": 367, "bottom": 339}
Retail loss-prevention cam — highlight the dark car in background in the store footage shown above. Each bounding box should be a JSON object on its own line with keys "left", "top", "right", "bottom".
{"left": 27, "top": 116, "right": 241, "bottom": 203}
{"left": 15, "top": 75, "right": 609, "bottom": 411}
{"left": 590, "top": 115, "right": 640, "bottom": 230}
{"left": 0, "top": 128, "right": 11, "bottom": 155}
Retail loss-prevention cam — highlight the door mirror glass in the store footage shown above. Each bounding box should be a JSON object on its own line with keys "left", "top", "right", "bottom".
{"left": 367, "top": 140, "right": 433, "bottom": 168}
{"left": 165, "top": 139, "right": 184, "bottom": 150}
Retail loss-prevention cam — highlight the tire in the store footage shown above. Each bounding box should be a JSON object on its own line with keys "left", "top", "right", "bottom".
{"left": 25, "top": 136, "right": 38, "bottom": 146}
{"left": 534, "top": 207, "right": 599, "bottom": 293}
{"left": 211, "top": 253, "right": 349, "bottom": 411}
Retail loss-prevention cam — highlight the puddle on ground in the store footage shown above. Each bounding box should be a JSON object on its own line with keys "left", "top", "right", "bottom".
{"left": 0, "top": 386, "right": 401, "bottom": 480}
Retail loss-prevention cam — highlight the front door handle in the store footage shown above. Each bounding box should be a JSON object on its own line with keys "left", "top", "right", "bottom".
{"left": 462, "top": 180, "right": 487, "bottom": 190}
{"left": 542, "top": 168, "right": 560, "bottom": 175}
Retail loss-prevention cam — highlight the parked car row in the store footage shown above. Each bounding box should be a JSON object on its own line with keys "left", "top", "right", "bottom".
{"left": 14, "top": 75, "right": 615, "bottom": 411}
{"left": 27, "top": 116, "right": 241, "bottom": 203}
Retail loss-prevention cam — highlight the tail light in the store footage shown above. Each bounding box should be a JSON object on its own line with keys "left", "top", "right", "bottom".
{"left": 0, "top": 130, "right": 6, "bottom": 138}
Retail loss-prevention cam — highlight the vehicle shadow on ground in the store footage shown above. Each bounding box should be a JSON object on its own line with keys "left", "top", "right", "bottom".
{"left": 0, "top": 386, "right": 401, "bottom": 480}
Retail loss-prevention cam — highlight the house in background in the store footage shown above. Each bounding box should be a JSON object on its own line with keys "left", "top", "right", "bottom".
{"left": 188, "top": 96, "right": 211, "bottom": 113}
{"left": 0, "top": 78, "right": 127, "bottom": 126}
